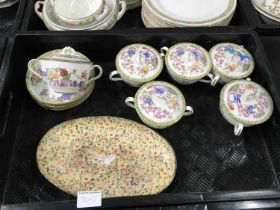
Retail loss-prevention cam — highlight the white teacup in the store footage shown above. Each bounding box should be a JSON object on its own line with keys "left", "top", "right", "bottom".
{"left": 28, "top": 58, "right": 103, "bottom": 93}
{"left": 50, "top": 0, "right": 104, "bottom": 25}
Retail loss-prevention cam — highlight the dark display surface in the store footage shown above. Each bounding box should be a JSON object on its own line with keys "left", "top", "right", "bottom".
{"left": 0, "top": 0, "right": 26, "bottom": 33}
{"left": 0, "top": 30, "right": 279, "bottom": 210}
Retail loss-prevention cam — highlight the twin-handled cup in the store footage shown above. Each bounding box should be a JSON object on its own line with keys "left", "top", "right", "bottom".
{"left": 219, "top": 79, "right": 273, "bottom": 136}
{"left": 160, "top": 43, "right": 219, "bottom": 86}
{"left": 125, "top": 81, "right": 194, "bottom": 129}
{"left": 28, "top": 58, "right": 103, "bottom": 93}
{"left": 109, "top": 43, "right": 163, "bottom": 87}
{"left": 210, "top": 43, "right": 255, "bottom": 84}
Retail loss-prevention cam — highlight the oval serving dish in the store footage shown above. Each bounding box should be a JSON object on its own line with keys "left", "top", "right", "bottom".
{"left": 37, "top": 116, "right": 177, "bottom": 197}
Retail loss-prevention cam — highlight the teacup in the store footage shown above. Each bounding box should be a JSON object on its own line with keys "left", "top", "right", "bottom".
{"left": 50, "top": 0, "right": 104, "bottom": 25}
{"left": 28, "top": 58, "right": 103, "bottom": 93}
{"left": 161, "top": 43, "right": 219, "bottom": 86}
{"left": 220, "top": 79, "right": 273, "bottom": 136}
{"left": 210, "top": 43, "right": 255, "bottom": 84}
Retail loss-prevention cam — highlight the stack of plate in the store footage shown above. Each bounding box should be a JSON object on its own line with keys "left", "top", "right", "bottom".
{"left": 26, "top": 48, "right": 98, "bottom": 111}
{"left": 142, "top": 0, "right": 237, "bottom": 28}
{"left": 251, "top": 0, "right": 280, "bottom": 24}
{"left": 125, "top": 0, "right": 141, "bottom": 10}
{"left": 34, "top": 0, "right": 126, "bottom": 31}
{"left": 0, "top": 0, "right": 18, "bottom": 8}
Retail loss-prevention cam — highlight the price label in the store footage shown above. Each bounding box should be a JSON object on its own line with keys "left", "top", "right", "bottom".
{"left": 77, "top": 191, "right": 102, "bottom": 208}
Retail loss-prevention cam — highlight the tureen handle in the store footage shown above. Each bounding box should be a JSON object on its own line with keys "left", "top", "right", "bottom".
{"left": 184, "top": 106, "right": 194, "bottom": 116}
{"left": 109, "top": 71, "right": 123, "bottom": 81}
{"left": 199, "top": 73, "right": 220, "bottom": 87}
{"left": 85, "top": 65, "right": 103, "bottom": 85}
{"left": 117, "top": 1, "right": 127, "bottom": 21}
{"left": 160, "top": 47, "right": 169, "bottom": 57}
{"left": 234, "top": 123, "right": 243, "bottom": 136}
{"left": 34, "top": 1, "right": 45, "bottom": 21}
{"left": 125, "top": 97, "right": 135, "bottom": 109}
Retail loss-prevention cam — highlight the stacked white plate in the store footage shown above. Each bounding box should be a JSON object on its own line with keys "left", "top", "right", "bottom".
{"left": 0, "top": 0, "right": 18, "bottom": 8}
{"left": 125, "top": 0, "right": 141, "bottom": 10}
{"left": 34, "top": 0, "right": 126, "bottom": 31}
{"left": 251, "top": 0, "right": 280, "bottom": 24}
{"left": 142, "top": 0, "right": 237, "bottom": 28}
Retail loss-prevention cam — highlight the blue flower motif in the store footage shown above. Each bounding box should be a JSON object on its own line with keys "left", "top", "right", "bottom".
{"left": 233, "top": 94, "right": 241, "bottom": 103}
{"left": 192, "top": 49, "right": 201, "bottom": 59}
{"left": 42, "top": 71, "right": 48, "bottom": 77}
{"left": 176, "top": 50, "right": 184, "bottom": 56}
{"left": 225, "top": 46, "right": 236, "bottom": 54}
{"left": 61, "top": 94, "right": 71, "bottom": 100}
{"left": 247, "top": 105, "right": 255, "bottom": 114}
{"left": 144, "top": 51, "right": 151, "bottom": 58}
{"left": 144, "top": 98, "right": 153, "bottom": 105}
{"left": 154, "top": 87, "right": 165, "bottom": 94}
{"left": 128, "top": 49, "right": 136, "bottom": 56}
{"left": 237, "top": 52, "right": 251, "bottom": 61}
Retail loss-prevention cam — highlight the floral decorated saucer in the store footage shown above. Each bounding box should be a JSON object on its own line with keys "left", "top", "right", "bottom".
{"left": 161, "top": 43, "right": 218, "bottom": 86}
{"left": 220, "top": 79, "right": 273, "bottom": 136}
{"left": 110, "top": 43, "right": 163, "bottom": 87}
{"left": 126, "top": 81, "right": 194, "bottom": 129}
{"left": 37, "top": 116, "right": 176, "bottom": 197}
{"left": 210, "top": 43, "right": 255, "bottom": 84}
{"left": 26, "top": 47, "right": 96, "bottom": 110}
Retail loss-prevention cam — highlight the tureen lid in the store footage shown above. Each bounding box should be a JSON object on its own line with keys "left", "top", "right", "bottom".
{"left": 210, "top": 43, "right": 255, "bottom": 79}
{"left": 134, "top": 81, "right": 186, "bottom": 127}
{"left": 116, "top": 44, "right": 163, "bottom": 83}
{"left": 40, "top": 47, "right": 90, "bottom": 63}
{"left": 220, "top": 80, "right": 273, "bottom": 125}
{"left": 165, "top": 43, "right": 212, "bottom": 80}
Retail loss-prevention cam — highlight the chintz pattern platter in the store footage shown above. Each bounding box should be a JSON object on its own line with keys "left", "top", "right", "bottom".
{"left": 37, "top": 117, "right": 177, "bottom": 197}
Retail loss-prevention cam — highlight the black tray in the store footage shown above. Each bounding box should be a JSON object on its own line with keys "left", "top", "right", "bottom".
{"left": 0, "top": 29, "right": 280, "bottom": 210}
{"left": 0, "top": 0, "right": 26, "bottom": 34}
{"left": 248, "top": 0, "right": 280, "bottom": 32}
{"left": 261, "top": 36, "right": 280, "bottom": 91}
{"left": 21, "top": 0, "right": 256, "bottom": 31}
{"left": 0, "top": 36, "right": 6, "bottom": 69}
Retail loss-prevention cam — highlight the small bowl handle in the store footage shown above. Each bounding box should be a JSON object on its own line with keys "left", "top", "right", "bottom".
{"left": 184, "top": 106, "right": 194, "bottom": 116}
{"left": 234, "top": 123, "right": 243, "bottom": 136}
{"left": 109, "top": 71, "right": 123, "bottom": 81}
{"left": 85, "top": 65, "right": 103, "bottom": 85}
{"left": 34, "top": 1, "right": 45, "bottom": 21}
{"left": 27, "top": 59, "right": 46, "bottom": 81}
{"left": 160, "top": 46, "right": 169, "bottom": 57}
{"left": 125, "top": 97, "right": 135, "bottom": 109}
{"left": 199, "top": 73, "right": 220, "bottom": 87}
{"left": 117, "top": 1, "right": 127, "bottom": 21}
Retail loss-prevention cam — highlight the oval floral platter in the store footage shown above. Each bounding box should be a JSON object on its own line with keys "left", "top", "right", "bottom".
{"left": 36, "top": 116, "right": 177, "bottom": 197}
